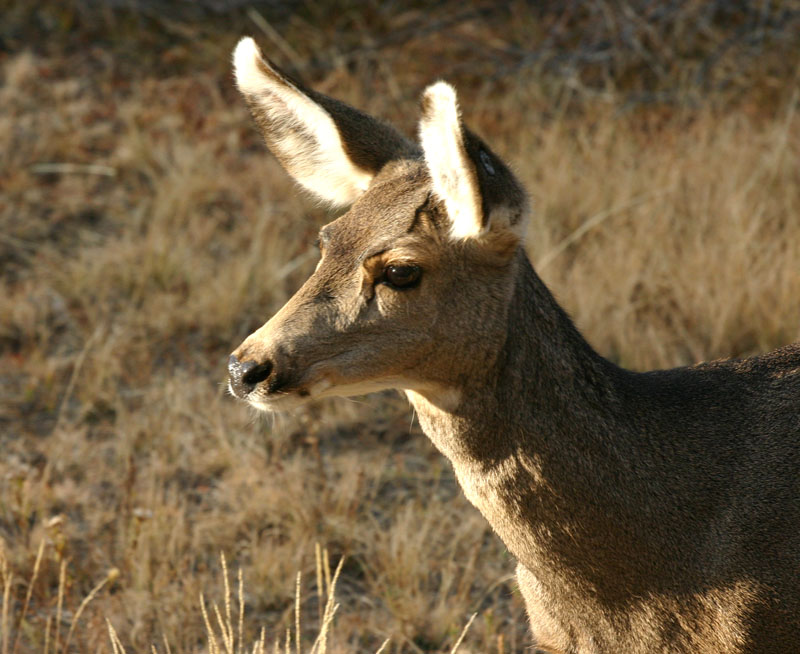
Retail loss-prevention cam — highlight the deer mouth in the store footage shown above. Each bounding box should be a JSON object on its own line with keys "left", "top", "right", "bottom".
{"left": 228, "top": 350, "right": 351, "bottom": 412}
{"left": 227, "top": 375, "right": 315, "bottom": 412}
{"left": 238, "top": 388, "right": 311, "bottom": 412}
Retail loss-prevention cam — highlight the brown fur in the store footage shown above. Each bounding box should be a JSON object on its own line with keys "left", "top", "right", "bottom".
{"left": 229, "top": 39, "right": 800, "bottom": 653}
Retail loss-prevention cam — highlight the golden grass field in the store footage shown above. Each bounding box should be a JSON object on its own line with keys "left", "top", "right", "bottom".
{"left": 1, "top": 3, "right": 799, "bottom": 653}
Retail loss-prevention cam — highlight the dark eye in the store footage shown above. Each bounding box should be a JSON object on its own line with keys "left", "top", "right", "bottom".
{"left": 383, "top": 264, "right": 422, "bottom": 289}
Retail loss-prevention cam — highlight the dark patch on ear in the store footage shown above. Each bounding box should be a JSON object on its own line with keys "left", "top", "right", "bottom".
{"left": 462, "top": 127, "right": 526, "bottom": 228}
{"left": 308, "top": 90, "right": 421, "bottom": 174}
{"left": 479, "top": 150, "right": 496, "bottom": 176}
{"left": 254, "top": 55, "right": 283, "bottom": 84}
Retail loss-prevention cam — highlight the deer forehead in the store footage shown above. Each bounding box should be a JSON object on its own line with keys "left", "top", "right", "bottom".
{"left": 319, "top": 163, "right": 438, "bottom": 255}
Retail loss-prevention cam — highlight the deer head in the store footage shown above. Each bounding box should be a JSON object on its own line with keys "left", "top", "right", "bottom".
{"left": 228, "top": 38, "right": 529, "bottom": 412}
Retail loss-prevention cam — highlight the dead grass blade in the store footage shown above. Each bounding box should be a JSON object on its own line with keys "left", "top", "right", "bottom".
{"left": 29, "top": 163, "right": 117, "bottom": 177}
{"left": 63, "top": 568, "right": 119, "bottom": 653}
{"left": 54, "top": 560, "right": 65, "bottom": 654}
{"left": 246, "top": 8, "right": 304, "bottom": 70}
{"left": 449, "top": 612, "right": 477, "bottom": 654}
{"left": 12, "top": 539, "right": 44, "bottom": 654}
{"left": 1, "top": 547, "right": 10, "bottom": 654}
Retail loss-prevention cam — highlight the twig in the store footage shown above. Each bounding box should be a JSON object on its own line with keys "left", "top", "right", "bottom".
{"left": 63, "top": 570, "right": 117, "bottom": 653}
{"left": 237, "top": 568, "right": 244, "bottom": 654}
{"left": 53, "top": 324, "right": 104, "bottom": 432}
{"left": 54, "top": 560, "right": 65, "bottom": 654}
{"left": 246, "top": 8, "right": 304, "bottom": 71}
{"left": 12, "top": 539, "right": 45, "bottom": 654}
{"left": 1, "top": 551, "right": 10, "bottom": 654}
{"left": 449, "top": 612, "right": 477, "bottom": 654}
{"left": 536, "top": 188, "right": 673, "bottom": 271}
{"left": 294, "top": 572, "right": 301, "bottom": 654}
{"left": 30, "top": 163, "right": 117, "bottom": 177}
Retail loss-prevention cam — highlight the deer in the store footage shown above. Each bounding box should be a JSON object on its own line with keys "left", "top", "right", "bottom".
{"left": 226, "top": 37, "right": 800, "bottom": 653}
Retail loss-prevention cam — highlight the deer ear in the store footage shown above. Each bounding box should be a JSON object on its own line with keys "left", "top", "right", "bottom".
{"left": 233, "top": 37, "right": 418, "bottom": 207}
{"left": 418, "top": 82, "right": 528, "bottom": 242}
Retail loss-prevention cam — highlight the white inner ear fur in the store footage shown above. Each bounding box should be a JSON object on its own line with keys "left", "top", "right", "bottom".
{"left": 418, "top": 82, "right": 483, "bottom": 239}
{"left": 233, "top": 37, "right": 372, "bottom": 207}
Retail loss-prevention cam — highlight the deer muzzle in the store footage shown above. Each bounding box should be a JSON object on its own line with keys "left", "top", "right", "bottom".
{"left": 227, "top": 353, "right": 273, "bottom": 399}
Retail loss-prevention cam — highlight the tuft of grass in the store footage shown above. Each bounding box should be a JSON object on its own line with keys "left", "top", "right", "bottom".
{"left": 0, "top": 538, "right": 118, "bottom": 654}
{"left": 105, "top": 549, "right": 475, "bottom": 654}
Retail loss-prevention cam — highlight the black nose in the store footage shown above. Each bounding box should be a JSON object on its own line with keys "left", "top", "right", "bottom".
{"left": 228, "top": 354, "right": 272, "bottom": 398}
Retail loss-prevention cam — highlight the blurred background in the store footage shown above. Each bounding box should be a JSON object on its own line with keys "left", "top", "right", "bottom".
{"left": 1, "top": 1, "right": 799, "bottom": 652}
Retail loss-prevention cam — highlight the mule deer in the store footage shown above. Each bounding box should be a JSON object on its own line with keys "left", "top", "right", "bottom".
{"left": 227, "top": 38, "right": 800, "bottom": 653}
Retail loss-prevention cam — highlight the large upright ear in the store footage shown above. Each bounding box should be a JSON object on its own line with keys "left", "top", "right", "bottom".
{"left": 233, "top": 37, "right": 418, "bottom": 207}
{"left": 418, "top": 82, "right": 528, "bottom": 242}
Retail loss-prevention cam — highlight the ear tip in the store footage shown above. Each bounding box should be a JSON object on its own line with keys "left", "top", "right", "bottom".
{"left": 233, "top": 37, "right": 268, "bottom": 90}
{"left": 422, "top": 81, "right": 457, "bottom": 105}
{"left": 423, "top": 81, "right": 457, "bottom": 99}
{"left": 420, "top": 81, "right": 459, "bottom": 123}
{"left": 233, "top": 36, "right": 259, "bottom": 65}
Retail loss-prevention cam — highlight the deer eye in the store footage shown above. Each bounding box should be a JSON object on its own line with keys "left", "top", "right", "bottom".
{"left": 383, "top": 264, "right": 421, "bottom": 289}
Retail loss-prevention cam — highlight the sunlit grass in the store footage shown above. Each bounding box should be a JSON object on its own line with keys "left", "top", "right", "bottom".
{"left": 105, "top": 549, "right": 354, "bottom": 654}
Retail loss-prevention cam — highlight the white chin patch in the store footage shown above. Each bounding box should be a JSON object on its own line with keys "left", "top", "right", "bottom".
{"left": 247, "top": 393, "right": 308, "bottom": 413}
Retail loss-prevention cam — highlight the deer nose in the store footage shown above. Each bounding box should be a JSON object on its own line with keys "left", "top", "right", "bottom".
{"left": 228, "top": 354, "right": 272, "bottom": 398}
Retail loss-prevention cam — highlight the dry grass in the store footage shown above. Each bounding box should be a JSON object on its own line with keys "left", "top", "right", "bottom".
{"left": 1, "top": 4, "right": 799, "bottom": 653}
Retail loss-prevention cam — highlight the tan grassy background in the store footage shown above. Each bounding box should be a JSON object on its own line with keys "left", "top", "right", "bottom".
{"left": 1, "top": 2, "right": 799, "bottom": 653}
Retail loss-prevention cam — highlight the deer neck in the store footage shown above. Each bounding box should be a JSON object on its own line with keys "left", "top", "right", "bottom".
{"left": 406, "top": 250, "right": 630, "bottom": 569}
{"left": 409, "top": 250, "right": 622, "bottom": 464}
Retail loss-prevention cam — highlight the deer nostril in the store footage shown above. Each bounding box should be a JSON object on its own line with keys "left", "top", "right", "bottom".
{"left": 241, "top": 359, "right": 272, "bottom": 386}
{"left": 228, "top": 354, "right": 272, "bottom": 398}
